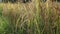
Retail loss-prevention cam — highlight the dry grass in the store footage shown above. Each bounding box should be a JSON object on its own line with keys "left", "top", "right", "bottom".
{"left": 1, "top": 0, "right": 60, "bottom": 34}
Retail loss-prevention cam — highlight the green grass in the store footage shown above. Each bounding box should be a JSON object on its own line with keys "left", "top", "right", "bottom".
{"left": 0, "top": 0, "right": 60, "bottom": 34}
{"left": 0, "top": 3, "right": 8, "bottom": 34}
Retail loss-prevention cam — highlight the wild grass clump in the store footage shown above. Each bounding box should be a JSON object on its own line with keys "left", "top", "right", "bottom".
{"left": 0, "top": 0, "right": 60, "bottom": 34}
{"left": 0, "top": 3, "right": 9, "bottom": 34}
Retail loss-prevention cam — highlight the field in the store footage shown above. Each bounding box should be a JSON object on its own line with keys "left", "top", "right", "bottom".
{"left": 0, "top": 0, "right": 60, "bottom": 34}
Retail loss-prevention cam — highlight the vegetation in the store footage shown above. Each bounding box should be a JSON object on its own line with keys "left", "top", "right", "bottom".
{"left": 0, "top": 0, "right": 60, "bottom": 34}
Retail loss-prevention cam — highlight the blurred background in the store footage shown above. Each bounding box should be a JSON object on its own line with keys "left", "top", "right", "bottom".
{"left": 0, "top": 0, "right": 60, "bottom": 34}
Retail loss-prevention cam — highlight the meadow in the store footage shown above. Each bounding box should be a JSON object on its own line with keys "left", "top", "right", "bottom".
{"left": 0, "top": 0, "right": 60, "bottom": 34}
